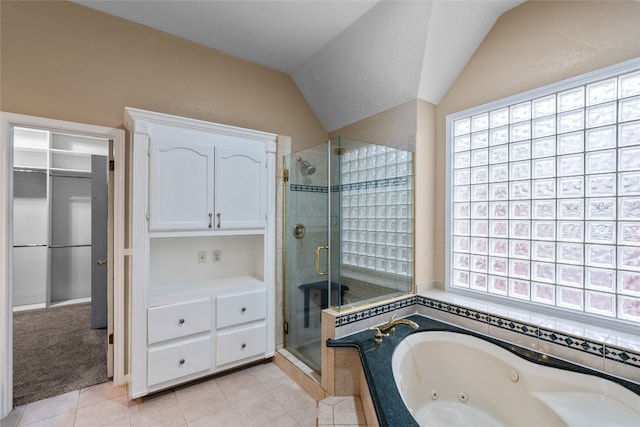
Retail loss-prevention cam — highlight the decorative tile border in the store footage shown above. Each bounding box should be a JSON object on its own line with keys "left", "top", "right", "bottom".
{"left": 488, "top": 313, "right": 539, "bottom": 340}
{"left": 289, "top": 184, "right": 327, "bottom": 193}
{"left": 334, "top": 295, "right": 640, "bottom": 369}
{"left": 290, "top": 176, "right": 410, "bottom": 194}
{"left": 333, "top": 176, "right": 409, "bottom": 193}
{"left": 418, "top": 296, "right": 640, "bottom": 369}
{"left": 538, "top": 326, "right": 604, "bottom": 359}
{"left": 605, "top": 346, "right": 640, "bottom": 368}
{"left": 334, "top": 295, "right": 416, "bottom": 327}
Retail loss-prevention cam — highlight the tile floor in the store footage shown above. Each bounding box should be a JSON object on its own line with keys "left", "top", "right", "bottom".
{"left": 0, "top": 362, "right": 346, "bottom": 427}
{"left": 317, "top": 397, "right": 366, "bottom": 426}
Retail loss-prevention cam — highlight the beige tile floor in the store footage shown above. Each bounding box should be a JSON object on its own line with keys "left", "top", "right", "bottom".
{"left": 317, "top": 397, "right": 366, "bottom": 426}
{"left": 0, "top": 362, "right": 328, "bottom": 427}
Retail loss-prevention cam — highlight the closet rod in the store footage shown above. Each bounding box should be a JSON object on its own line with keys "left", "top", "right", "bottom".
{"left": 49, "top": 244, "right": 91, "bottom": 249}
{"left": 14, "top": 168, "right": 46, "bottom": 174}
{"left": 50, "top": 173, "right": 92, "bottom": 179}
{"left": 13, "top": 244, "right": 47, "bottom": 248}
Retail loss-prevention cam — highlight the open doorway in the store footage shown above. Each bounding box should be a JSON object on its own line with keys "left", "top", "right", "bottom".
{"left": 12, "top": 127, "right": 110, "bottom": 405}
{"left": 0, "top": 112, "right": 125, "bottom": 417}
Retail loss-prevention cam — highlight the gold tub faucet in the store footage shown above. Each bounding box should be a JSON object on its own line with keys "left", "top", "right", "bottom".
{"left": 369, "top": 314, "right": 419, "bottom": 343}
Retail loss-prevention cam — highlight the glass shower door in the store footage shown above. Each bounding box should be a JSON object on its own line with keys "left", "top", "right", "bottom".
{"left": 283, "top": 140, "right": 341, "bottom": 374}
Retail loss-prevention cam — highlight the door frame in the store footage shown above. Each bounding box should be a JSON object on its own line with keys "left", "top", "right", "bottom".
{"left": 0, "top": 112, "right": 126, "bottom": 418}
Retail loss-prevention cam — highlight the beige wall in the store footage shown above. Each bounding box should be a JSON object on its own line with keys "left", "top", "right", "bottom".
{"left": 433, "top": 0, "right": 640, "bottom": 282}
{"left": 415, "top": 99, "right": 436, "bottom": 286}
{"left": 329, "top": 99, "right": 417, "bottom": 148}
{"left": 0, "top": 1, "right": 327, "bottom": 147}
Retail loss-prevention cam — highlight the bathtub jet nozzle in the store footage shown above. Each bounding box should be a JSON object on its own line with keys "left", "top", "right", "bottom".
{"left": 368, "top": 314, "right": 419, "bottom": 343}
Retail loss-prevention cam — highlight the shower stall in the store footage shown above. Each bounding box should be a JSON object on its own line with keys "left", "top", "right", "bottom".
{"left": 283, "top": 137, "right": 414, "bottom": 373}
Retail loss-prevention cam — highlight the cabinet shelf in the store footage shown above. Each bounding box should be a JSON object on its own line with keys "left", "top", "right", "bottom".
{"left": 148, "top": 228, "right": 266, "bottom": 239}
{"left": 148, "top": 275, "right": 264, "bottom": 307}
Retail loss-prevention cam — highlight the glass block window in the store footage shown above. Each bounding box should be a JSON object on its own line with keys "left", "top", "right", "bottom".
{"left": 341, "top": 144, "right": 413, "bottom": 277}
{"left": 448, "top": 59, "right": 640, "bottom": 324}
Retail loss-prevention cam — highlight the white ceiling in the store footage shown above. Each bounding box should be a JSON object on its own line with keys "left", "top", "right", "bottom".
{"left": 75, "top": 0, "right": 524, "bottom": 131}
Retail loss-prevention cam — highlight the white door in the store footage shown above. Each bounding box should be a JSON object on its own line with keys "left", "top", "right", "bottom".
{"left": 149, "top": 137, "right": 214, "bottom": 230}
{"left": 214, "top": 146, "right": 266, "bottom": 229}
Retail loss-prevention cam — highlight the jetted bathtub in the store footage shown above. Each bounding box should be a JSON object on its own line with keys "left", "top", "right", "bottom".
{"left": 327, "top": 315, "right": 640, "bottom": 427}
{"left": 393, "top": 331, "right": 640, "bottom": 427}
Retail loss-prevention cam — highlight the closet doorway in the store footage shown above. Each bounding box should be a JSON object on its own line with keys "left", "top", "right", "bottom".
{"left": 0, "top": 112, "right": 128, "bottom": 412}
{"left": 13, "top": 128, "right": 109, "bottom": 316}
{"left": 12, "top": 126, "right": 109, "bottom": 405}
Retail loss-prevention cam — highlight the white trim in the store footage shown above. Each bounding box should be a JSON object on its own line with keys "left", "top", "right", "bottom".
{"left": 112, "top": 123, "right": 126, "bottom": 386}
{"left": 0, "top": 112, "right": 125, "bottom": 419}
{"left": 0, "top": 113, "right": 14, "bottom": 418}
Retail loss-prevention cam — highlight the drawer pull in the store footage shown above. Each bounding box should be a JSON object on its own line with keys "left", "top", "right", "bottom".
{"left": 241, "top": 307, "right": 247, "bottom": 313}
{"left": 179, "top": 358, "right": 185, "bottom": 365}
{"left": 241, "top": 343, "right": 246, "bottom": 349}
{"left": 178, "top": 318, "right": 185, "bottom": 326}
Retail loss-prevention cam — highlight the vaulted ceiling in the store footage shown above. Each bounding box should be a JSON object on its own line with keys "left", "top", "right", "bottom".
{"left": 74, "top": 0, "right": 524, "bottom": 131}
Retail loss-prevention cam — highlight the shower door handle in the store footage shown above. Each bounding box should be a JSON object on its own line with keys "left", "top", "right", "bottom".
{"left": 315, "top": 245, "right": 329, "bottom": 276}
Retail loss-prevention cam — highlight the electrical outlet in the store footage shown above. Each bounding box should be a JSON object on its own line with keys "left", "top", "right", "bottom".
{"left": 212, "top": 249, "right": 221, "bottom": 263}
{"left": 197, "top": 250, "right": 207, "bottom": 264}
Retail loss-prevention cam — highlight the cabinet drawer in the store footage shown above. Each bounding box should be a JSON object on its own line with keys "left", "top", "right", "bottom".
{"left": 148, "top": 299, "right": 210, "bottom": 344}
{"left": 216, "top": 323, "right": 266, "bottom": 366}
{"left": 147, "top": 336, "right": 211, "bottom": 386}
{"left": 216, "top": 290, "right": 266, "bottom": 328}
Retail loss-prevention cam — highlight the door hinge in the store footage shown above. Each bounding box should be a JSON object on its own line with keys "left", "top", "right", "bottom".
{"left": 283, "top": 169, "right": 289, "bottom": 182}
{"left": 109, "top": 160, "right": 115, "bottom": 171}
{"left": 284, "top": 321, "right": 289, "bottom": 334}
{"left": 146, "top": 212, "right": 150, "bottom": 221}
{"left": 108, "top": 333, "right": 114, "bottom": 344}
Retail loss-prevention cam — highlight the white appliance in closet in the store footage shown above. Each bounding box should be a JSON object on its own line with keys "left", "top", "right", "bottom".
{"left": 12, "top": 127, "right": 109, "bottom": 326}
{"left": 125, "top": 108, "right": 277, "bottom": 398}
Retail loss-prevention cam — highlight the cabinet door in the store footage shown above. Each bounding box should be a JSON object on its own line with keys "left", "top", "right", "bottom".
{"left": 149, "top": 137, "right": 214, "bottom": 230}
{"left": 215, "top": 146, "right": 267, "bottom": 229}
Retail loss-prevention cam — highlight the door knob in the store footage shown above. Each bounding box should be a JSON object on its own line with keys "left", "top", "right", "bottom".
{"left": 97, "top": 259, "right": 108, "bottom": 266}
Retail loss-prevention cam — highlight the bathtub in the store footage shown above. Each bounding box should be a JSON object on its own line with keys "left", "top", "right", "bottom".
{"left": 393, "top": 331, "right": 640, "bottom": 426}
{"left": 327, "top": 315, "right": 640, "bottom": 427}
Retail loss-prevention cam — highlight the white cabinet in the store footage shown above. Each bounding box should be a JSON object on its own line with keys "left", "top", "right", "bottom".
{"left": 147, "top": 299, "right": 211, "bottom": 344}
{"left": 147, "top": 126, "right": 268, "bottom": 232}
{"left": 216, "top": 289, "right": 267, "bottom": 367}
{"left": 216, "top": 289, "right": 266, "bottom": 329}
{"left": 216, "top": 324, "right": 267, "bottom": 367}
{"left": 215, "top": 147, "right": 267, "bottom": 229}
{"left": 126, "top": 108, "right": 277, "bottom": 399}
{"left": 147, "top": 337, "right": 211, "bottom": 386}
{"left": 149, "top": 137, "right": 215, "bottom": 231}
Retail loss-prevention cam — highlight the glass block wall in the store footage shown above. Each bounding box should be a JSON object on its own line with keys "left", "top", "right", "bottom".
{"left": 340, "top": 144, "right": 413, "bottom": 278}
{"left": 448, "top": 60, "right": 640, "bottom": 324}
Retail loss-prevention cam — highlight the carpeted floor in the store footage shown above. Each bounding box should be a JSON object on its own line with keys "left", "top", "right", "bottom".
{"left": 13, "top": 303, "right": 108, "bottom": 406}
